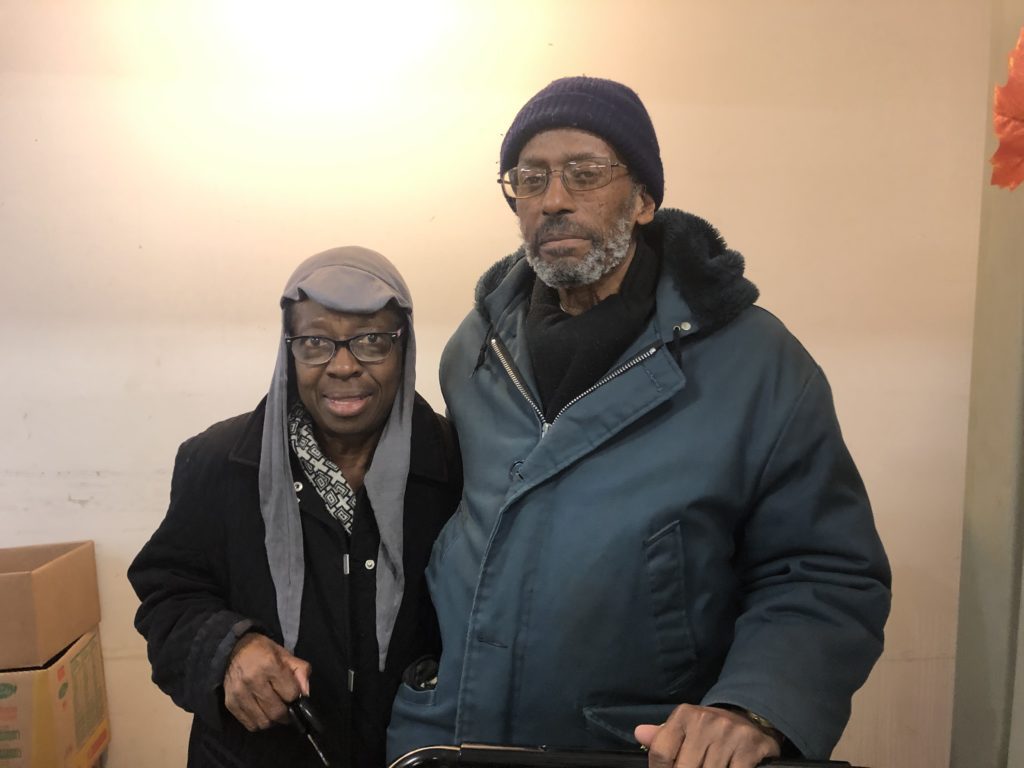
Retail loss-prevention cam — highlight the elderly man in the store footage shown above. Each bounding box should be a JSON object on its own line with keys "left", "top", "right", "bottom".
{"left": 387, "top": 77, "right": 891, "bottom": 768}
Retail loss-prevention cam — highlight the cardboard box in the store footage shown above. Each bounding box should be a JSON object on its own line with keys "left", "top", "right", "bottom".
{"left": 0, "top": 628, "right": 110, "bottom": 767}
{"left": 0, "top": 542, "right": 100, "bottom": 670}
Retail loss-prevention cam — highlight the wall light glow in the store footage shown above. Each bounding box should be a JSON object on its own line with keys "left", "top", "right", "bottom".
{"left": 95, "top": 1, "right": 472, "bottom": 203}
{"left": 204, "top": 1, "right": 459, "bottom": 107}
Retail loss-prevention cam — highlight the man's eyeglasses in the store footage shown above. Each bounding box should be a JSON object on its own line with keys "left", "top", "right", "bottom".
{"left": 498, "top": 158, "right": 628, "bottom": 199}
{"left": 286, "top": 328, "right": 404, "bottom": 366}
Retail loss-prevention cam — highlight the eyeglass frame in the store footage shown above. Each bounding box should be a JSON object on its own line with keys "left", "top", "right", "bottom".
{"left": 285, "top": 327, "right": 405, "bottom": 366}
{"left": 497, "top": 157, "right": 630, "bottom": 199}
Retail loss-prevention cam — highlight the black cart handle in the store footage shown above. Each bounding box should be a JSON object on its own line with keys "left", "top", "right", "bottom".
{"left": 389, "top": 744, "right": 867, "bottom": 768}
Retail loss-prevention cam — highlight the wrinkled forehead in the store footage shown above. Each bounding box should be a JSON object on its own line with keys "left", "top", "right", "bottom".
{"left": 287, "top": 296, "right": 405, "bottom": 328}
{"left": 516, "top": 127, "right": 620, "bottom": 167}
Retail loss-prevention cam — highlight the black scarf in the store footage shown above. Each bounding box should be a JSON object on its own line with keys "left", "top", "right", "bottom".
{"left": 525, "top": 239, "right": 659, "bottom": 421}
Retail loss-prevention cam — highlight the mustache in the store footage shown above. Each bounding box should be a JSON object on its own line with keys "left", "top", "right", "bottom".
{"left": 532, "top": 217, "right": 599, "bottom": 245}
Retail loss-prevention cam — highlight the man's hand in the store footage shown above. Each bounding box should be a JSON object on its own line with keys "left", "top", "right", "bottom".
{"left": 223, "top": 632, "right": 311, "bottom": 731}
{"left": 634, "top": 704, "right": 781, "bottom": 768}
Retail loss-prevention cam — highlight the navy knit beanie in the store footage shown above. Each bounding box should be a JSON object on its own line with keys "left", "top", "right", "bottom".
{"left": 500, "top": 76, "right": 664, "bottom": 210}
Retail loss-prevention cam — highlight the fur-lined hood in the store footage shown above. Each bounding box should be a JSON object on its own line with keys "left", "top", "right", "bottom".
{"left": 473, "top": 208, "right": 759, "bottom": 338}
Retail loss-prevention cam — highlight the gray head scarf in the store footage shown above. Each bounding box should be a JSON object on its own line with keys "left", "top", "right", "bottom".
{"left": 258, "top": 245, "right": 415, "bottom": 671}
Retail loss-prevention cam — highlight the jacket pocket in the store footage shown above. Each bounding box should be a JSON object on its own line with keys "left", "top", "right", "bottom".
{"left": 643, "top": 521, "right": 698, "bottom": 692}
{"left": 387, "top": 683, "right": 450, "bottom": 765}
{"left": 583, "top": 703, "right": 677, "bottom": 745}
{"left": 393, "top": 680, "right": 437, "bottom": 708}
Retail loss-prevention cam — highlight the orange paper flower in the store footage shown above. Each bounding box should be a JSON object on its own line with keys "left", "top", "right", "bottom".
{"left": 991, "top": 27, "right": 1024, "bottom": 190}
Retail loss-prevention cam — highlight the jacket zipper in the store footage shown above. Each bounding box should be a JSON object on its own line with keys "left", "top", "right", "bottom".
{"left": 550, "top": 342, "right": 663, "bottom": 422}
{"left": 489, "top": 336, "right": 548, "bottom": 434}
{"left": 488, "top": 336, "right": 664, "bottom": 438}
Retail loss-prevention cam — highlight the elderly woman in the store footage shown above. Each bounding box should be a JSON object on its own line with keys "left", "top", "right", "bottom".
{"left": 129, "top": 247, "right": 461, "bottom": 767}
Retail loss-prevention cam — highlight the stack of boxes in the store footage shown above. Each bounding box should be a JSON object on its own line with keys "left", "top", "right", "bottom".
{"left": 0, "top": 542, "right": 110, "bottom": 767}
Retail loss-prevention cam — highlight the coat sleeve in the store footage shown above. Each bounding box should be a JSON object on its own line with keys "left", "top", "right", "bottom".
{"left": 127, "top": 437, "right": 263, "bottom": 729}
{"left": 699, "top": 367, "right": 892, "bottom": 759}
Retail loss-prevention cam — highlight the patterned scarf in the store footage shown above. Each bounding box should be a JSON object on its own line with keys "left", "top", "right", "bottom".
{"left": 288, "top": 402, "right": 357, "bottom": 534}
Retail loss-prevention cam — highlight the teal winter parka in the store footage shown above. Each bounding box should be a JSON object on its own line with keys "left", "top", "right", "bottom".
{"left": 387, "top": 209, "right": 891, "bottom": 761}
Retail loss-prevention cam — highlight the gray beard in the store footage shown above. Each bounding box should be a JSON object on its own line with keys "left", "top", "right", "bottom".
{"left": 523, "top": 213, "right": 635, "bottom": 290}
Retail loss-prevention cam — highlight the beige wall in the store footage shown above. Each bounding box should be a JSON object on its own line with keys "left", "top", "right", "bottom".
{"left": 0, "top": 2, "right": 991, "bottom": 766}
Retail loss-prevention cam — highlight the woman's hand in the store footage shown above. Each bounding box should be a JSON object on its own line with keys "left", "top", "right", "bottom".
{"left": 223, "top": 633, "right": 312, "bottom": 731}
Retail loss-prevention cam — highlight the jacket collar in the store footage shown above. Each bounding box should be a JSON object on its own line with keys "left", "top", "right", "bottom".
{"left": 474, "top": 208, "right": 759, "bottom": 341}
{"left": 229, "top": 399, "right": 266, "bottom": 468}
{"left": 227, "top": 394, "right": 451, "bottom": 483}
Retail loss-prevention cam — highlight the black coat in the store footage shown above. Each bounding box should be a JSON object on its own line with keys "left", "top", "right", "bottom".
{"left": 129, "top": 394, "right": 461, "bottom": 768}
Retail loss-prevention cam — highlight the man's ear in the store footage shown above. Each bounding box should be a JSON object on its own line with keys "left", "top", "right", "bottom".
{"left": 635, "top": 186, "right": 656, "bottom": 225}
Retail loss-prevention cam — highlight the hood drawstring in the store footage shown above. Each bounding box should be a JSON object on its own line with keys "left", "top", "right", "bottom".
{"left": 473, "top": 325, "right": 494, "bottom": 375}
{"left": 672, "top": 324, "right": 684, "bottom": 368}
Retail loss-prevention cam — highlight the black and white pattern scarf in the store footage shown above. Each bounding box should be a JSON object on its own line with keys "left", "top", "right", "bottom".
{"left": 288, "top": 402, "right": 357, "bottom": 533}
